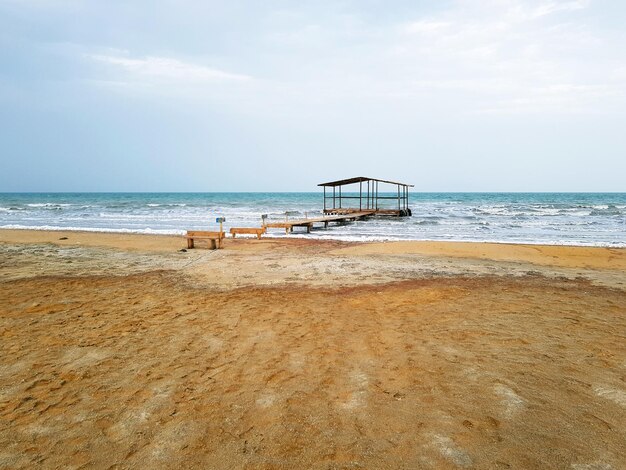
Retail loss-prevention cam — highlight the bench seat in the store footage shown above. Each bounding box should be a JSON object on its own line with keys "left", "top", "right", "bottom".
{"left": 230, "top": 227, "right": 266, "bottom": 239}
{"left": 184, "top": 231, "right": 225, "bottom": 249}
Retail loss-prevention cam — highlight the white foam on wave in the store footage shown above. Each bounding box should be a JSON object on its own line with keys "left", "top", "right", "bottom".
{"left": 2, "top": 193, "right": 625, "bottom": 247}
{"left": 0, "top": 224, "right": 184, "bottom": 236}
{"left": 26, "top": 203, "right": 73, "bottom": 208}
{"left": 1, "top": 223, "right": 624, "bottom": 247}
{"left": 146, "top": 203, "right": 188, "bottom": 207}
{"left": 267, "top": 230, "right": 626, "bottom": 247}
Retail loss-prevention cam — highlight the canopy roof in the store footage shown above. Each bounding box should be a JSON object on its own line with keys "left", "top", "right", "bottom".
{"left": 318, "top": 176, "right": 414, "bottom": 187}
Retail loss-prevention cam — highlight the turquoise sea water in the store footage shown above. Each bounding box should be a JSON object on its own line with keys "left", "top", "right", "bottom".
{"left": 0, "top": 192, "right": 624, "bottom": 246}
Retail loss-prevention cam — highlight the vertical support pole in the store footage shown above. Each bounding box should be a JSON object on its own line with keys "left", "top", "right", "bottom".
{"left": 323, "top": 186, "right": 326, "bottom": 211}
{"left": 333, "top": 186, "right": 336, "bottom": 210}
{"left": 406, "top": 185, "right": 409, "bottom": 211}
{"left": 367, "top": 180, "right": 370, "bottom": 209}
{"left": 397, "top": 185, "right": 401, "bottom": 214}
{"left": 376, "top": 181, "right": 378, "bottom": 210}
{"left": 359, "top": 181, "right": 362, "bottom": 211}
{"left": 339, "top": 186, "right": 342, "bottom": 208}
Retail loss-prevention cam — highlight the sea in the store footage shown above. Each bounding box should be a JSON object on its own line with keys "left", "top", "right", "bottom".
{"left": 0, "top": 192, "right": 624, "bottom": 247}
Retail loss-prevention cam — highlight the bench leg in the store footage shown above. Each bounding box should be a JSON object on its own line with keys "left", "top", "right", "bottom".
{"left": 256, "top": 233, "right": 262, "bottom": 239}
{"left": 232, "top": 233, "right": 236, "bottom": 239}
{"left": 187, "top": 238, "right": 194, "bottom": 249}
{"left": 209, "top": 239, "right": 216, "bottom": 250}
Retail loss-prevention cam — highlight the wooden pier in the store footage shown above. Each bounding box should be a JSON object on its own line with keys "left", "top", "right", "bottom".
{"left": 319, "top": 176, "right": 413, "bottom": 217}
{"left": 265, "top": 210, "right": 376, "bottom": 234}
{"left": 264, "top": 176, "right": 413, "bottom": 235}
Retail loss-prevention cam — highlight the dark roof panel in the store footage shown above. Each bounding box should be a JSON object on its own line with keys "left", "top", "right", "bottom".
{"left": 318, "top": 176, "right": 413, "bottom": 187}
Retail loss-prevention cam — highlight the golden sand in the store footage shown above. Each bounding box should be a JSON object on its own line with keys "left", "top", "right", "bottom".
{"left": 1, "top": 229, "right": 624, "bottom": 270}
{"left": 1, "top": 230, "right": 625, "bottom": 469}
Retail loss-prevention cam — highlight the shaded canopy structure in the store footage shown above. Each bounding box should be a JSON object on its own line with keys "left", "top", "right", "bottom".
{"left": 318, "top": 176, "right": 413, "bottom": 217}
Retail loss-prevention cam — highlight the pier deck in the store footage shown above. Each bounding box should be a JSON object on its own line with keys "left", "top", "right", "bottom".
{"left": 265, "top": 210, "right": 376, "bottom": 234}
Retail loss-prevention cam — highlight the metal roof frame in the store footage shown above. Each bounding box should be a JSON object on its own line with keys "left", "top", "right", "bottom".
{"left": 318, "top": 176, "right": 414, "bottom": 187}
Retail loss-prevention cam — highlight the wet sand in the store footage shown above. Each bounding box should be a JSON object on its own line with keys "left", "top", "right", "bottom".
{"left": 1, "top": 230, "right": 625, "bottom": 469}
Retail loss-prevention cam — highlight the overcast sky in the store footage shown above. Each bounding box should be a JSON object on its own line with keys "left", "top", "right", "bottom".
{"left": 1, "top": 0, "right": 625, "bottom": 192}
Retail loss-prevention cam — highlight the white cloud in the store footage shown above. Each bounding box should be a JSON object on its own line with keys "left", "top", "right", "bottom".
{"left": 478, "top": 83, "right": 617, "bottom": 114}
{"left": 611, "top": 66, "right": 626, "bottom": 81}
{"left": 370, "top": 0, "right": 625, "bottom": 114}
{"left": 403, "top": 20, "right": 451, "bottom": 35}
{"left": 88, "top": 53, "right": 252, "bottom": 83}
{"left": 77, "top": 1, "right": 625, "bottom": 116}
{"left": 531, "top": 0, "right": 590, "bottom": 18}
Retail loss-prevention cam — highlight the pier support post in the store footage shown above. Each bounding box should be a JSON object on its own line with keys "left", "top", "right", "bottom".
{"left": 359, "top": 181, "right": 362, "bottom": 211}
{"left": 397, "top": 185, "right": 401, "bottom": 215}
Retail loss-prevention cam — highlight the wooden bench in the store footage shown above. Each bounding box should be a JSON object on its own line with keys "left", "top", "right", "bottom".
{"left": 184, "top": 230, "right": 225, "bottom": 249}
{"left": 230, "top": 227, "right": 266, "bottom": 239}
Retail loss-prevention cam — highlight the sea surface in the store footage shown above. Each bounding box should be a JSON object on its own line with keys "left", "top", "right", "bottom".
{"left": 0, "top": 192, "right": 624, "bottom": 247}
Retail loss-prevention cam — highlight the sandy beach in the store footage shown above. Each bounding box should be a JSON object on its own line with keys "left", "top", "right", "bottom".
{"left": 1, "top": 229, "right": 625, "bottom": 469}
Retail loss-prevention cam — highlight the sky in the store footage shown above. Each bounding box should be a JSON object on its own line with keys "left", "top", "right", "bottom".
{"left": 1, "top": 0, "right": 625, "bottom": 192}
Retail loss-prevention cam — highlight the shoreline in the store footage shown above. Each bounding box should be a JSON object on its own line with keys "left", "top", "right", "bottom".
{"left": 1, "top": 228, "right": 625, "bottom": 271}
{"left": 1, "top": 225, "right": 625, "bottom": 248}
